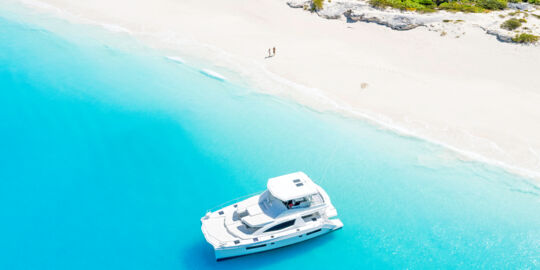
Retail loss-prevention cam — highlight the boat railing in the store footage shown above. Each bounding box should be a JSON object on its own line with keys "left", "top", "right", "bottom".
{"left": 207, "top": 219, "right": 324, "bottom": 248}
{"left": 203, "top": 229, "right": 227, "bottom": 247}
{"left": 205, "top": 190, "right": 264, "bottom": 213}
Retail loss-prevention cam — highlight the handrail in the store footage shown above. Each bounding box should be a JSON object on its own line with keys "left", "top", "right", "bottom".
{"left": 205, "top": 190, "right": 264, "bottom": 213}
{"left": 202, "top": 190, "right": 329, "bottom": 248}
{"left": 203, "top": 217, "right": 324, "bottom": 248}
{"left": 201, "top": 225, "right": 226, "bottom": 247}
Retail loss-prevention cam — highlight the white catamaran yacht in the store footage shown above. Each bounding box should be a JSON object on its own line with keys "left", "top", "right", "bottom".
{"left": 200, "top": 172, "right": 343, "bottom": 260}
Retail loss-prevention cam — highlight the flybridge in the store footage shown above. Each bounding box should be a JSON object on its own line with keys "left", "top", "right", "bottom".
{"left": 267, "top": 172, "right": 319, "bottom": 202}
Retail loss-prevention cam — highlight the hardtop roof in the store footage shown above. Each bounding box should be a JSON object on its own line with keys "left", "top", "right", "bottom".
{"left": 267, "top": 172, "right": 318, "bottom": 201}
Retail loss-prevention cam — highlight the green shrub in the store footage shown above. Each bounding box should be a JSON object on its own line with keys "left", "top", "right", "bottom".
{"left": 512, "top": 33, "right": 539, "bottom": 43}
{"left": 312, "top": 0, "right": 324, "bottom": 10}
{"left": 418, "top": 0, "right": 436, "bottom": 6}
{"left": 369, "top": 0, "right": 435, "bottom": 11}
{"left": 404, "top": 0, "right": 427, "bottom": 8}
{"left": 438, "top": 2, "right": 485, "bottom": 12}
{"left": 369, "top": 0, "right": 392, "bottom": 8}
{"left": 501, "top": 18, "right": 522, "bottom": 30}
{"left": 419, "top": 7, "right": 438, "bottom": 12}
{"left": 369, "top": 0, "right": 515, "bottom": 12}
{"left": 477, "top": 0, "right": 507, "bottom": 10}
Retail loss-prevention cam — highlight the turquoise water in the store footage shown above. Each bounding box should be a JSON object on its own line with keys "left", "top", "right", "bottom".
{"left": 1, "top": 8, "right": 539, "bottom": 269}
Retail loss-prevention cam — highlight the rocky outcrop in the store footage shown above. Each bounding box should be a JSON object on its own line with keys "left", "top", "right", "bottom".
{"left": 287, "top": 0, "right": 309, "bottom": 8}
{"left": 318, "top": 11, "right": 343, "bottom": 19}
{"left": 474, "top": 25, "right": 519, "bottom": 43}
{"left": 344, "top": 9, "right": 423, "bottom": 30}
{"left": 484, "top": 29, "right": 514, "bottom": 43}
{"left": 508, "top": 2, "right": 533, "bottom": 10}
{"left": 317, "top": 2, "right": 359, "bottom": 19}
{"left": 286, "top": 0, "right": 539, "bottom": 44}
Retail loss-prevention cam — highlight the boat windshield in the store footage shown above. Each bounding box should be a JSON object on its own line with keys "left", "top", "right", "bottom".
{"left": 258, "top": 190, "right": 287, "bottom": 218}
{"left": 284, "top": 196, "right": 311, "bottom": 209}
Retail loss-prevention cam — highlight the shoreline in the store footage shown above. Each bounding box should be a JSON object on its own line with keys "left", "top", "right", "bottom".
{"left": 7, "top": 0, "right": 540, "bottom": 182}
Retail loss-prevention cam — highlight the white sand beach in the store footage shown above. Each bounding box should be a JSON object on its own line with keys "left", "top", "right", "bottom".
{"left": 16, "top": 0, "right": 540, "bottom": 180}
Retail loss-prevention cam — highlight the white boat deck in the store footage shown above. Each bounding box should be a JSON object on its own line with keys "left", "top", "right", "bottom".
{"left": 201, "top": 172, "right": 343, "bottom": 259}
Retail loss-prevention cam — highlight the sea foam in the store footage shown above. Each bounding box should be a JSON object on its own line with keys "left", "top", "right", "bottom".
{"left": 200, "top": 69, "right": 227, "bottom": 82}
{"left": 166, "top": 56, "right": 185, "bottom": 64}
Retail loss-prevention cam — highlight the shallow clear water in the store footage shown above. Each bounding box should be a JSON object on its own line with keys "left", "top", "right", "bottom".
{"left": 1, "top": 8, "right": 539, "bottom": 269}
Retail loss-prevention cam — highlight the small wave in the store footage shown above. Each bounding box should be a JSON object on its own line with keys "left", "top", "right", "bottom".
{"left": 166, "top": 56, "right": 185, "bottom": 64}
{"left": 97, "top": 23, "right": 132, "bottom": 34}
{"left": 200, "top": 69, "right": 227, "bottom": 82}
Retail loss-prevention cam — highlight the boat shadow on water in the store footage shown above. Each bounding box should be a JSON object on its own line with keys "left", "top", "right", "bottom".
{"left": 180, "top": 231, "right": 338, "bottom": 269}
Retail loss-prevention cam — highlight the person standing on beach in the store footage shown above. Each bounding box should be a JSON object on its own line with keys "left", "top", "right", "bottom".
{"left": 273, "top": 47, "right": 276, "bottom": 56}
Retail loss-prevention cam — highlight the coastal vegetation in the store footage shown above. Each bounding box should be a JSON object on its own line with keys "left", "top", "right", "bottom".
{"left": 512, "top": 33, "right": 539, "bottom": 43}
{"left": 369, "top": 0, "right": 538, "bottom": 13}
{"left": 312, "top": 0, "right": 325, "bottom": 10}
{"left": 304, "top": 0, "right": 540, "bottom": 44}
{"left": 500, "top": 18, "right": 525, "bottom": 30}
{"left": 476, "top": 0, "right": 507, "bottom": 10}
{"left": 438, "top": 2, "right": 485, "bottom": 13}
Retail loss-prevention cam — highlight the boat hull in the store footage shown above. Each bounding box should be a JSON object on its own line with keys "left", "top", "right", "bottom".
{"left": 214, "top": 221, "right": 342, "bottom": 261}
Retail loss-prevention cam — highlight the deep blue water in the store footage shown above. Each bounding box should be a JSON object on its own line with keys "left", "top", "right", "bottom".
{"left": 1, "top": 8, "right": 539, "bottom": 270}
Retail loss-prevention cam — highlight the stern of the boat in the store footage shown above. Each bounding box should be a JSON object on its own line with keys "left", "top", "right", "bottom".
{"left": 328, "top": 218, "right": 343, "bottom": 230}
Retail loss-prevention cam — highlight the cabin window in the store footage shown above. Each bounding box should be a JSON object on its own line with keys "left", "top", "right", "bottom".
{"left": 302, "top": 212, "right": 321, "bottom": 222}
{"left": 310, "top": 193, "right": 324, "bottom": 205}
{"left": 264, "top": 219, "right": 295, "bottom": 232}
{"left": 285, "top": 197, "right": 310, "bottom": 209}
{"left": 246, "top": 244, "right": 266, "bottom": 250}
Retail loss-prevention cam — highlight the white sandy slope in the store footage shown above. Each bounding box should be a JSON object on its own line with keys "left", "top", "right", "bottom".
{"left": 11, "top": 0, "right": 540, "bottom": 180}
